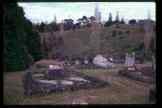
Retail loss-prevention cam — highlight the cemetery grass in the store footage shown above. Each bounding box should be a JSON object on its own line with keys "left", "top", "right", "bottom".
{"left": 4, "top": 68, "right": 152, "bottom": 104}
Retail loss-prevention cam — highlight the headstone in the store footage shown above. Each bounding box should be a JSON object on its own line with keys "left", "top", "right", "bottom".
{"left": 47, "top": 65, "right": 64, "bottom": 80}
{"left": 75, "top": 60, "right": 80, "bottom": 65}
{"left": 125, "top": 52, "right": 135, "bottom": 67}
{"left": 84, "top": 59, "right": 89, "bottom": 65}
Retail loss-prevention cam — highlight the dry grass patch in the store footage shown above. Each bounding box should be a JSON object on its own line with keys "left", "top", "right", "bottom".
{"left": 4, "top": 69, "right": 151, "bottom": 104}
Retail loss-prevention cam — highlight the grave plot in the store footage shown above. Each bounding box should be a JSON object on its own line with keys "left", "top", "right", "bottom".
{"left": 23, "top": 60, "right": 109, "bottom": 96}
{"left": 118, "top": 65, "right": 155, "bottom": 84}
{"left": 118, "top": 52, "right": 155, "bottom": 84}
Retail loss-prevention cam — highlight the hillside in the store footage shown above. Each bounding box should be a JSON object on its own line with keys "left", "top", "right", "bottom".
{"left": 40, "top": 24, "right": 151, "bottom": 59}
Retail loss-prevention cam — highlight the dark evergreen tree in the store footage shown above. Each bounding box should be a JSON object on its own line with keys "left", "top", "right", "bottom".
{"left": 120, "top": 18, "right": 125, "bottom": 24}
{"left": 3, "top": 3, "right": 30, "bottom": 71}
{"left": 108, "top": 12, "right": 112, "bottom": 22}
{"left": 3, "top": 3, "right": 43, "bottom": 72}
{"left": 129, "top": 19, "right": 136, "bottom": 25}
{"left": 114, "top": 11, "right": 120, "bottom": 23}
{"left": 104, "top": 12, "right": 114, "bottom": 27}
{"left": 39, "top": 22, "right": 45, "bottom": 32}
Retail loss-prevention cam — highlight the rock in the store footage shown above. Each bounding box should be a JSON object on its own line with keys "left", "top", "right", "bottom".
{"left": 93, "top": 54, "right": 113, "bottom": 68}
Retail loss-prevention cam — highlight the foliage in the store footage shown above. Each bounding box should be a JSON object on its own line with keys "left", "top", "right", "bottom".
{"left": 120, "top": 18, "right": 125, "bottom": 24}
{"left": 129, "top": 19, "right": 136, "bottom": 25}
{"left": 64, "top": 19, "right": 74, "bottom": 30}
{"left": 24, "top": 19, "right": 43, "bottom": 61}
{"left": 3, "top": 3, "right": 43, "bottom": 72}
{"left": 39, "top": 22, "right": 46, "bottom": 32}
{"left": 127, "top": 47, "right": 135, "bottom": 54}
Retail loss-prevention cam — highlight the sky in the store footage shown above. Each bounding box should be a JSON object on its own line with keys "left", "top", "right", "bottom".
{"left": 18, "top": 2, "right": 156, "bottom": 24}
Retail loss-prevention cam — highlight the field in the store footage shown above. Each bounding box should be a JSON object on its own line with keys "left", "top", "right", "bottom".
{"left": 3, "top": 68, "right": 153, "bottom": 105}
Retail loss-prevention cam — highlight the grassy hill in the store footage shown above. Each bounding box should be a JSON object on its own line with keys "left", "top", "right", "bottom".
{"left": 40, "top": 24, "right": 149, "bottom": 59}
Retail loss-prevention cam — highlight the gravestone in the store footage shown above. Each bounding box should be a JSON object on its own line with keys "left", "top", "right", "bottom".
{"left": 75, "top": 60, "right": 80, "bottom": 65}
{"left": 47, "top": 65, "right": 65, "bottom": 80}
{"left": 23, "top": 70, "right": 33, "bottom": 96}
{"left": 125, "top": 52, "right": 135, "bottom": 67}
{"left": 84, "top": 59, "right": 89, "bottom": 65}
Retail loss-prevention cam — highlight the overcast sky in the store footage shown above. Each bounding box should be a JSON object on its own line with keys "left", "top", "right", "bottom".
{"left": 18, "top": 2, "right": 155, "bottom": 24}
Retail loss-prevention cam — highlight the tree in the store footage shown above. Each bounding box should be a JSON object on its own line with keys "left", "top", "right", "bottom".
{"left": 89, "top": 16, "right": 96, "bottom": 23}
{"left": 120, "top": 18, "right": 125, "bottom": 24}
{"left": 39, "top": 22, "right": 45, "bottom": 32}
{"left": 108, "top": 12, "right": 112, "bottom": 23}
{"left": 3, "top": 3, "right": 30, "bottom": 71}
{"left": 104, "top": 12, "right": 114, "bottom": 27}
{"left": 3, "top": 3, "right": 43, "bottom": 72}
{"left": 64, "top": 19, "right": 74, "bottom": 30}
{"left": 129, "top": 19, "right": 136, "bottom": 25}
{"left": 82, "top": 16, "right": 89, "bottom": 25}
{"left": 49, "top": 22, "right": 59, "bottom": 32}
{"left": 114, "top": 11, "right": 120, "bottom": 23}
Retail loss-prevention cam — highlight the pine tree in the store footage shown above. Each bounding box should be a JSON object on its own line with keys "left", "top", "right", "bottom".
{"left": 3, "top": 3, "right": 43, "bottom": 72}
{"left": 120, "top": 18, "right": 125, "bottom": 24}
{"left": 115, "top": 11, "right": 119, "bottom": 23}
{"left": 108, "top": 12, "right": 112, "bottom": 23}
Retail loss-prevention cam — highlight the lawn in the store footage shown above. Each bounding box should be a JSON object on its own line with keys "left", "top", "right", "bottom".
{"left": 3, "top": 68, "right": 152, "bottom": 105}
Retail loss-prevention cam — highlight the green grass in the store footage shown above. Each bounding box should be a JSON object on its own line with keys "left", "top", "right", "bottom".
{"left": 3, "top": 69, "right": 152, "bottom": 105}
